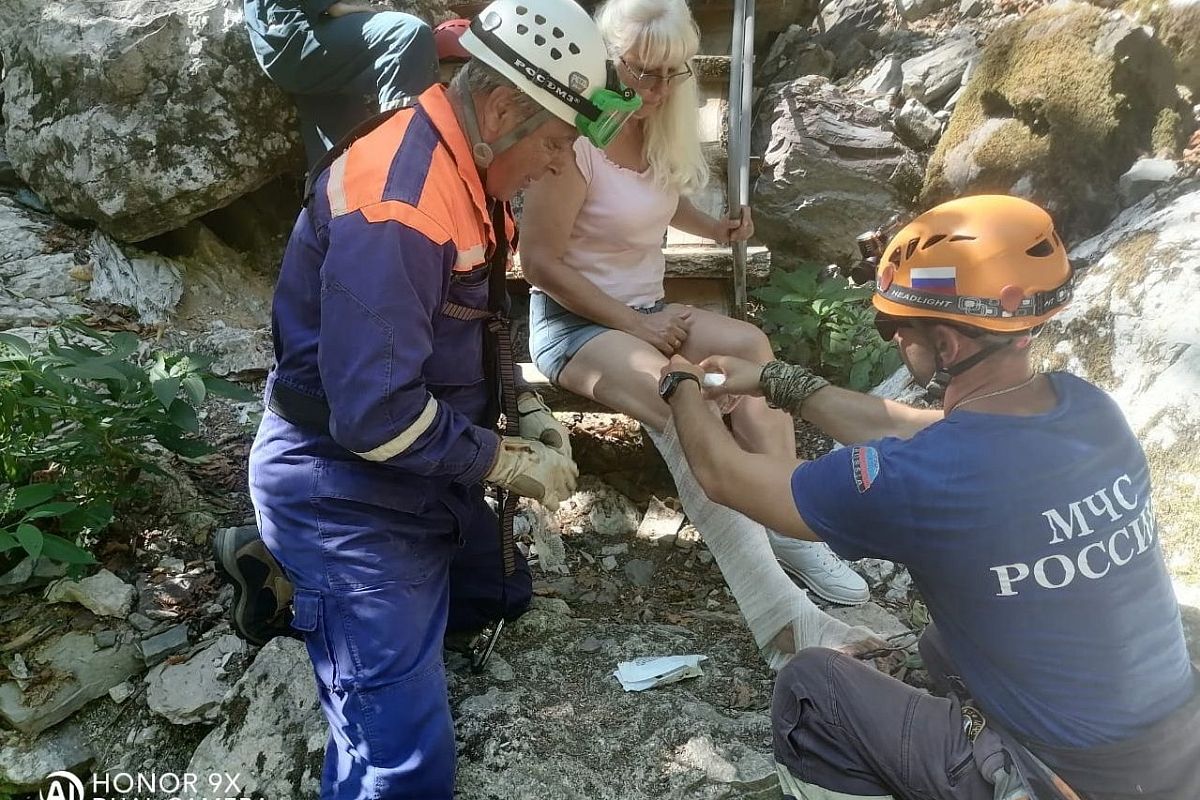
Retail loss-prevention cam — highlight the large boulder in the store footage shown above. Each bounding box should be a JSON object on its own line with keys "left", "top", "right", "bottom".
{"left": 1035, "top": 180, "right": 1200, "bottom": 592}
{"left": 1122, "top": 0, "right": 1200, "bottom": 96}
{"left": 923, "top": 1, "right": 1186, "bottom": 242}
{"left": 0, "top": 1, "right": 302, "bottom": 242}
{"left": 752, "top": 76, "right": 922, "bottom": 264}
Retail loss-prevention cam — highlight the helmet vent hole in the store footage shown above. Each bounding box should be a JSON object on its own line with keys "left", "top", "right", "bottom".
{"left": 535, "top": 14, "right": 546, "bottom": 24}
{"left": 921, "top": 235, "right": 947, "bottom": 250}
{"left": 516, "top": 5, "right": 527, "bottom": 14}
{"left": 552, "top": 27, "right": 564, "bottom": 38}
{"left": 905, "top": 238, "right": 920, "bottom": 260}
{"left": 1026, "top": 239, "right": 1055, "bottom": 257}
{"left": 568, "top": 42, "right": 580, "bottom": 54}
{"left": 516, "top": 23, "right": 528, "bottom": 34}
{"left": 887, "top": 248, "right": 902, "bottom": 266}
{"left": 550, "top": 47, "right": 562, "bottom": 59}
{"left": 948, "top": 235, "right": 976, "bottom": 242}
{"left": 534, "top": 33, "right": 546, "bottom": 45}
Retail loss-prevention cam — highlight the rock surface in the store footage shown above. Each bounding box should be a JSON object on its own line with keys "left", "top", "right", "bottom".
{"left": 752, "top": 76, "right": 921, "bottom": 264}
{"left": 555, "top": 477, "right": 645, "bottom": 538}
{"left": 759, "top": 26, "right": 835, "bottom": 84}
{"left": 87, "top": 232, "right": 185, "bottom": 324}
{"left": 188, "top": 638, "right": 327, "bottom": 799}
{"left": 141, "top": 624, "right": 192, "bottom": 666}
{"left": 146, "top": 634, "right": 245, "bottom": 725}
{"left": 0, "top": 196, "right": 90, "bottom": 329}
{"left": 45, "top": 569, "right": 136, "bottom": 619}
{"left": 0, "top": 722, "right": 94, "bottom": 793}
{"left": 0, "top": 633, "right": 141, "bottom": 735}
{"left": 455, "top": 614, "right": 781, "bottom": 800}
{"left": 1037, "top": 181, "right": 1200, "bottom": 587}
{"left": 901, "top": 31, "right": 980, "bottom": 108}
{"left": 896, "top": 98, "right": 943, "bottom": 147}
{"left": 923, "top": 1, "right": 1186, "bottom": 241}
{"left": 1117, "top": 157, "right": 1180, "bottom": 207}
{"left": 895, "top": 0, "right": 953, "bottom": 22}
{"left": 1122, "top": 0, "right": 1200, "bottom": 95}
{"left": 0, "top": 0, "right": 301, "bottom": 242}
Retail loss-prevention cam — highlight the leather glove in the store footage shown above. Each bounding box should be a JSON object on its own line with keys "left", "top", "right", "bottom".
{"left": 485, "top": 436, "right": 578, "bottom": 511}
{"left": 517, "top": 391, "right": 571, "bottom": 459}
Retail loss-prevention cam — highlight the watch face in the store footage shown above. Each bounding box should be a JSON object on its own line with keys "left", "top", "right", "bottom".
{"left": 657, "top": 373, "right": 675, "bottom": 399}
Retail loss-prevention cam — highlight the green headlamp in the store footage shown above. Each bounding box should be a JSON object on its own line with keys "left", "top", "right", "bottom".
{"left": 575, "top": 66, "right": 641, "bottom": 148}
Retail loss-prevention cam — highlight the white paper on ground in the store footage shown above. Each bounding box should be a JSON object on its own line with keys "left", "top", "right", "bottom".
{"left": 613, "top": 655, "right": 708, "bottom": 691}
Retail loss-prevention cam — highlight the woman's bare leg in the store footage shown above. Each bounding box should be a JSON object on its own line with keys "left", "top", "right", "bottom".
{"left": 676, "top": 308, "right": 795, "bottom": 457}
{"left": 671, "top": 308, "right": 870, "bottom": 606}
{"left": 556, "top": 330, "right": 876, "bottom": 666}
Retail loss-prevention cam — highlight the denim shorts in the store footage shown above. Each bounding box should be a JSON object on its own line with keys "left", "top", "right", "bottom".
{"left": 528, "top": 291, "right": 664, "bottom": 384}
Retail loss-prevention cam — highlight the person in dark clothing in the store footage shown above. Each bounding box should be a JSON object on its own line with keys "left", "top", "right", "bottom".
{"left": 243, "top": 1, "right": 439, "bottom": 167}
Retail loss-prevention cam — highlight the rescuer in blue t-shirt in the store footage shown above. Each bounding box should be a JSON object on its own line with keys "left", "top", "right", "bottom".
{"left": 656, "top": 195, "right": 1199, "bottom": 799}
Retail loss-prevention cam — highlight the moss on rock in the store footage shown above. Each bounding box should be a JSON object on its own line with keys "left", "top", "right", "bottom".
{"left": 923, "top": 1, "right": 1181, "bottom": 241}
{"left": 1122, "top": 0, "right": 1200, "bottom": 95}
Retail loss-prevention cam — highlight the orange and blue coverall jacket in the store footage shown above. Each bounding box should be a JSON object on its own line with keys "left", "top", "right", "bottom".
{"left": 265, "top": 84, "right": 513, "bottom": 488}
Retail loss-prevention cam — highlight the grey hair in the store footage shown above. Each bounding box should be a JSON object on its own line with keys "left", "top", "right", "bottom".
{"left": 453, "top": 58, "right": 542, "bottom": 120}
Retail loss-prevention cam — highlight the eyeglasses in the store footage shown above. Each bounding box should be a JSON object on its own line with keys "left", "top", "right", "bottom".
{"left": 873, "top": 312, "right": 910, "bottom": 341}
{"left": 619, "top": 57, "right": 693, "bottom": 88}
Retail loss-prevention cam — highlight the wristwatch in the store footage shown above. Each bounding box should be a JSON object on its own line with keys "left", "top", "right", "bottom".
{"left": 658, "top": 371, "right": 701, "bottom": 402}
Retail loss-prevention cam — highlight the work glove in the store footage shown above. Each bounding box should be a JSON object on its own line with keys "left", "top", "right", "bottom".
{"left": 486, "top": 436, "right": 579, "bottom": 511}
{"left": 517, "top": 391, "right": 572, "bottom": 459}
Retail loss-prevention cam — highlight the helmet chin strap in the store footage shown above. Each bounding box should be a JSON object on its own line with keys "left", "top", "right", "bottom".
{"left": 923, "top": 339, "right": 1013, "bottom": 401}
{"left": 451, "top": 80, "right": 553, "bottom": 168}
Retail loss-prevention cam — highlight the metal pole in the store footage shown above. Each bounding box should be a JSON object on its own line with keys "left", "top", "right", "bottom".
{"left": 727, "top": 0, "right": 754, "bottom": 319}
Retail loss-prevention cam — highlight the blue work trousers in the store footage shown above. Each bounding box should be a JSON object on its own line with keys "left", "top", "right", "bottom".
{"left": 249, "top": 410, "right": 531, "bottom": 799}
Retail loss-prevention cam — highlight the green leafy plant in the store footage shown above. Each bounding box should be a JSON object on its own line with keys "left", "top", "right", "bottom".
{"left": 754, "top": 265, "right": 901, "bottom": 392}
{"left": 0, "top": 322, "right": 254, "bottom": 571}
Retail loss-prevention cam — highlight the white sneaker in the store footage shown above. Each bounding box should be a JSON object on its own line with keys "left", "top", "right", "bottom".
{"left": 768, "top": 533, "right": 870, "bottom": 606}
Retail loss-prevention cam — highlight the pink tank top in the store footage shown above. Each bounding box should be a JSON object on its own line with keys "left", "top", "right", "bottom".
{"left": 559, "top": 138, "right": 680, "bottom": 308}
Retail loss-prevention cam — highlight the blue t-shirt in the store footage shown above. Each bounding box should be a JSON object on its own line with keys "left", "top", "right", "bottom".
{"left": 791, "top": 372, "right": 1195, "bottom": 748}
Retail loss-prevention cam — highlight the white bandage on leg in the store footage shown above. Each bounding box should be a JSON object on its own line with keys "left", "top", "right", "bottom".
{"left": 647, "top": 420, "right": 877, "bottom": 670}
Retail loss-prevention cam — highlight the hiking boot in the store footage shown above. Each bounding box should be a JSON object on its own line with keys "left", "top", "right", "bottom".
{"left": 213, "top": 525, "right": 296, "bottom": 646}
{"left": 768, "top": 533, "right": 870, "bottom": 606}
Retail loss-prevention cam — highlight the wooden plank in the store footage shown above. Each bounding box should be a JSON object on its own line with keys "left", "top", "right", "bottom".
{"left": 506, "top": 245, "right": 769, "bottom": 282}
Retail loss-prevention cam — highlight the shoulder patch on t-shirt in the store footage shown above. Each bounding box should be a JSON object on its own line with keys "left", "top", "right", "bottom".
{"left": 851, "top": 446, "right": 880, "bottom": 493}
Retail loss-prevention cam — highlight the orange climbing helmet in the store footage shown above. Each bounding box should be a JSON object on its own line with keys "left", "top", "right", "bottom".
{"left": 434, "top": 18, "right": 472, "bottom": 63}
{"left": 871, "top": 195, "right": 1074, "bottom": 334}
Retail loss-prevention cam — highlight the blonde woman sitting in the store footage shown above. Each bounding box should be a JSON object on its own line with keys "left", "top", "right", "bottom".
{"left": 520, "top": 0, "right": 873, "bottom": 668}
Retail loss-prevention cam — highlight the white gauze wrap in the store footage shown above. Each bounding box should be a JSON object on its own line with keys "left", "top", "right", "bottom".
{"left": 647, "top": 419, "right": 876, "bottom": 670}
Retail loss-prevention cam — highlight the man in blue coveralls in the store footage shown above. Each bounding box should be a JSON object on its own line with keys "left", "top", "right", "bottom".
{"left": 659, "top": 195, "right": 1200, "bottom": 799}
{"left": 219, "top": 0, "right": 643, "bottom": 795}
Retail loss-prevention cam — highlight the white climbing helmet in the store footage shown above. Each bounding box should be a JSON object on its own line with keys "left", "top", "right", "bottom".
{"left": 460, "top": 0, "right": 640, "bottom": 147}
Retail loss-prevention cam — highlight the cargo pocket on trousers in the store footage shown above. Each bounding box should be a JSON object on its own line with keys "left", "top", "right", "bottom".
{"left": 292, "top": 589, "right": 343, "bottom": 695}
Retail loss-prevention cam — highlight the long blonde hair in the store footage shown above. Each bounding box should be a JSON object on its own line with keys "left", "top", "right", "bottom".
{"left": 594, "top": 0, "right": 709, "bottom": 195}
